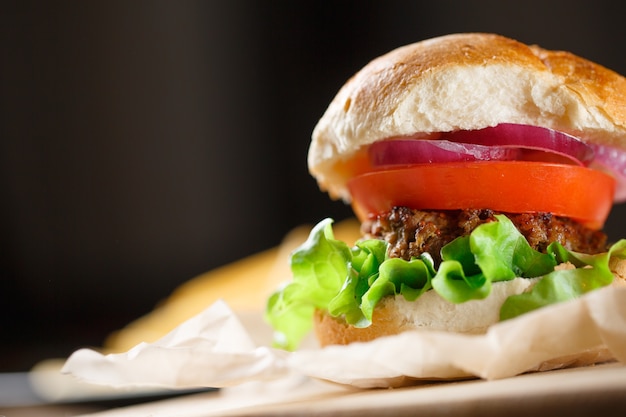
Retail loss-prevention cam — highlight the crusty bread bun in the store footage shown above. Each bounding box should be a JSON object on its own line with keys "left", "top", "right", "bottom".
{"left": 314, "top": 261, "right": 626, "bottom": 347}
{"left": 309, "top": 33, "right": 626, "bottom": 201}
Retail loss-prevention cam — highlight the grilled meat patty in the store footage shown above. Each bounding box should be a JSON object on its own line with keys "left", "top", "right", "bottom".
{"left": 362, "top": 207, "right": 608, "bottom": 265}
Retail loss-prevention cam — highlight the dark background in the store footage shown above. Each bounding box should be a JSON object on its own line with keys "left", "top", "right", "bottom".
{"left": 2, "top": 1, "right": 626, "bottom": 372}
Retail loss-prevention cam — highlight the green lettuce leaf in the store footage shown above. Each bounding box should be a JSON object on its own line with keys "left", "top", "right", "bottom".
{"left": 327, "top": 239, "right": 387, "bottom": 327}
{"left": 431, "top": 215, "right": 557, "bottom": 303}
{"left": 265, "top": 216, "right": 622, "bottom": 350}
{"left": 500, "top": 239, "right": 626, "bottom": 320}
{"left": 265, "top": 218, "right": 351, "bottom": 350}
{"left": 471, "top": 215, "right": 557, "bottom": 279}
{"left": 360, "top": 256, "right": 433, "bottom": 322}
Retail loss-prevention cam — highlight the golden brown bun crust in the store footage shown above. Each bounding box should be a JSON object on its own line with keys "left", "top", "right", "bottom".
{"left": 309, "top": 33, "right": 626, "bottom": 201}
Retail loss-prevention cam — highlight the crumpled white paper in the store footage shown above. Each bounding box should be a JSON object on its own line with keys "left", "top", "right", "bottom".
{"left": 62, "top": 286, "right": 626, "bottom": 389}
{"left": 62, "top": 300, "right": 291, "bottom": 388}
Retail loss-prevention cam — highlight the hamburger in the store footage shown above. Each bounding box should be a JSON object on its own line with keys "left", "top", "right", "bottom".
{"left": 265, "top": 33, "right": 626, "bottom": 353}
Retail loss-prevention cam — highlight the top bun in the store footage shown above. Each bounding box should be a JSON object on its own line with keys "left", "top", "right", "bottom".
{"left": 309, "top": 33, "right": 626, "bottom": 201}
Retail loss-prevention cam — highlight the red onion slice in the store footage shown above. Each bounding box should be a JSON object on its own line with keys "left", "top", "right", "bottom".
{"left": 369, "top": 124, "right": 595, "bottom": 168}
{"left": 443, "top": 123, "right": 595, "bottom": 166}
{"left": 590, "top": 144, "right": 626, "bottom": 202}
{"left": 369, "top": 140, "right": 519, "bottom": 166}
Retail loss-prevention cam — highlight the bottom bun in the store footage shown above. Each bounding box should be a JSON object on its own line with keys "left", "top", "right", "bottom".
{"left": 312, "top": 262, "right": 626, "bottom": 380}
{"left": 314, "top": 266, "right": 626, "bottom": 347}
{"left": 314, "top": 277, "right": 539, "bottom": 347}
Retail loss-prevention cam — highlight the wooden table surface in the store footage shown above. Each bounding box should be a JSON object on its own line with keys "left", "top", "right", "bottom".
{"left": 17, "top": 361, "right": 620, "bottom": 417}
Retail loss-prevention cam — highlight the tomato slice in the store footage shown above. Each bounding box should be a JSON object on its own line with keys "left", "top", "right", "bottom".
{"left": 347, "top": 161, "right": 615, "bottom": 230}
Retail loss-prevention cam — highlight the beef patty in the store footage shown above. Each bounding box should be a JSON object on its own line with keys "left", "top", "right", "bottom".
{"left": 362, "top": 207, "right": 608, "bottom": 265}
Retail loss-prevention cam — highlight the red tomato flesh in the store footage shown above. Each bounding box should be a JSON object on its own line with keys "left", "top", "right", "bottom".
{"left": 347, "top": 161, "right": 615, "bottom": 230}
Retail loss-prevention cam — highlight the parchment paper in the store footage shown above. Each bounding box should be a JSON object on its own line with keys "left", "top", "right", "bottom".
{"left": 62, "top": 285, "right": 626, "bottom": 389}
